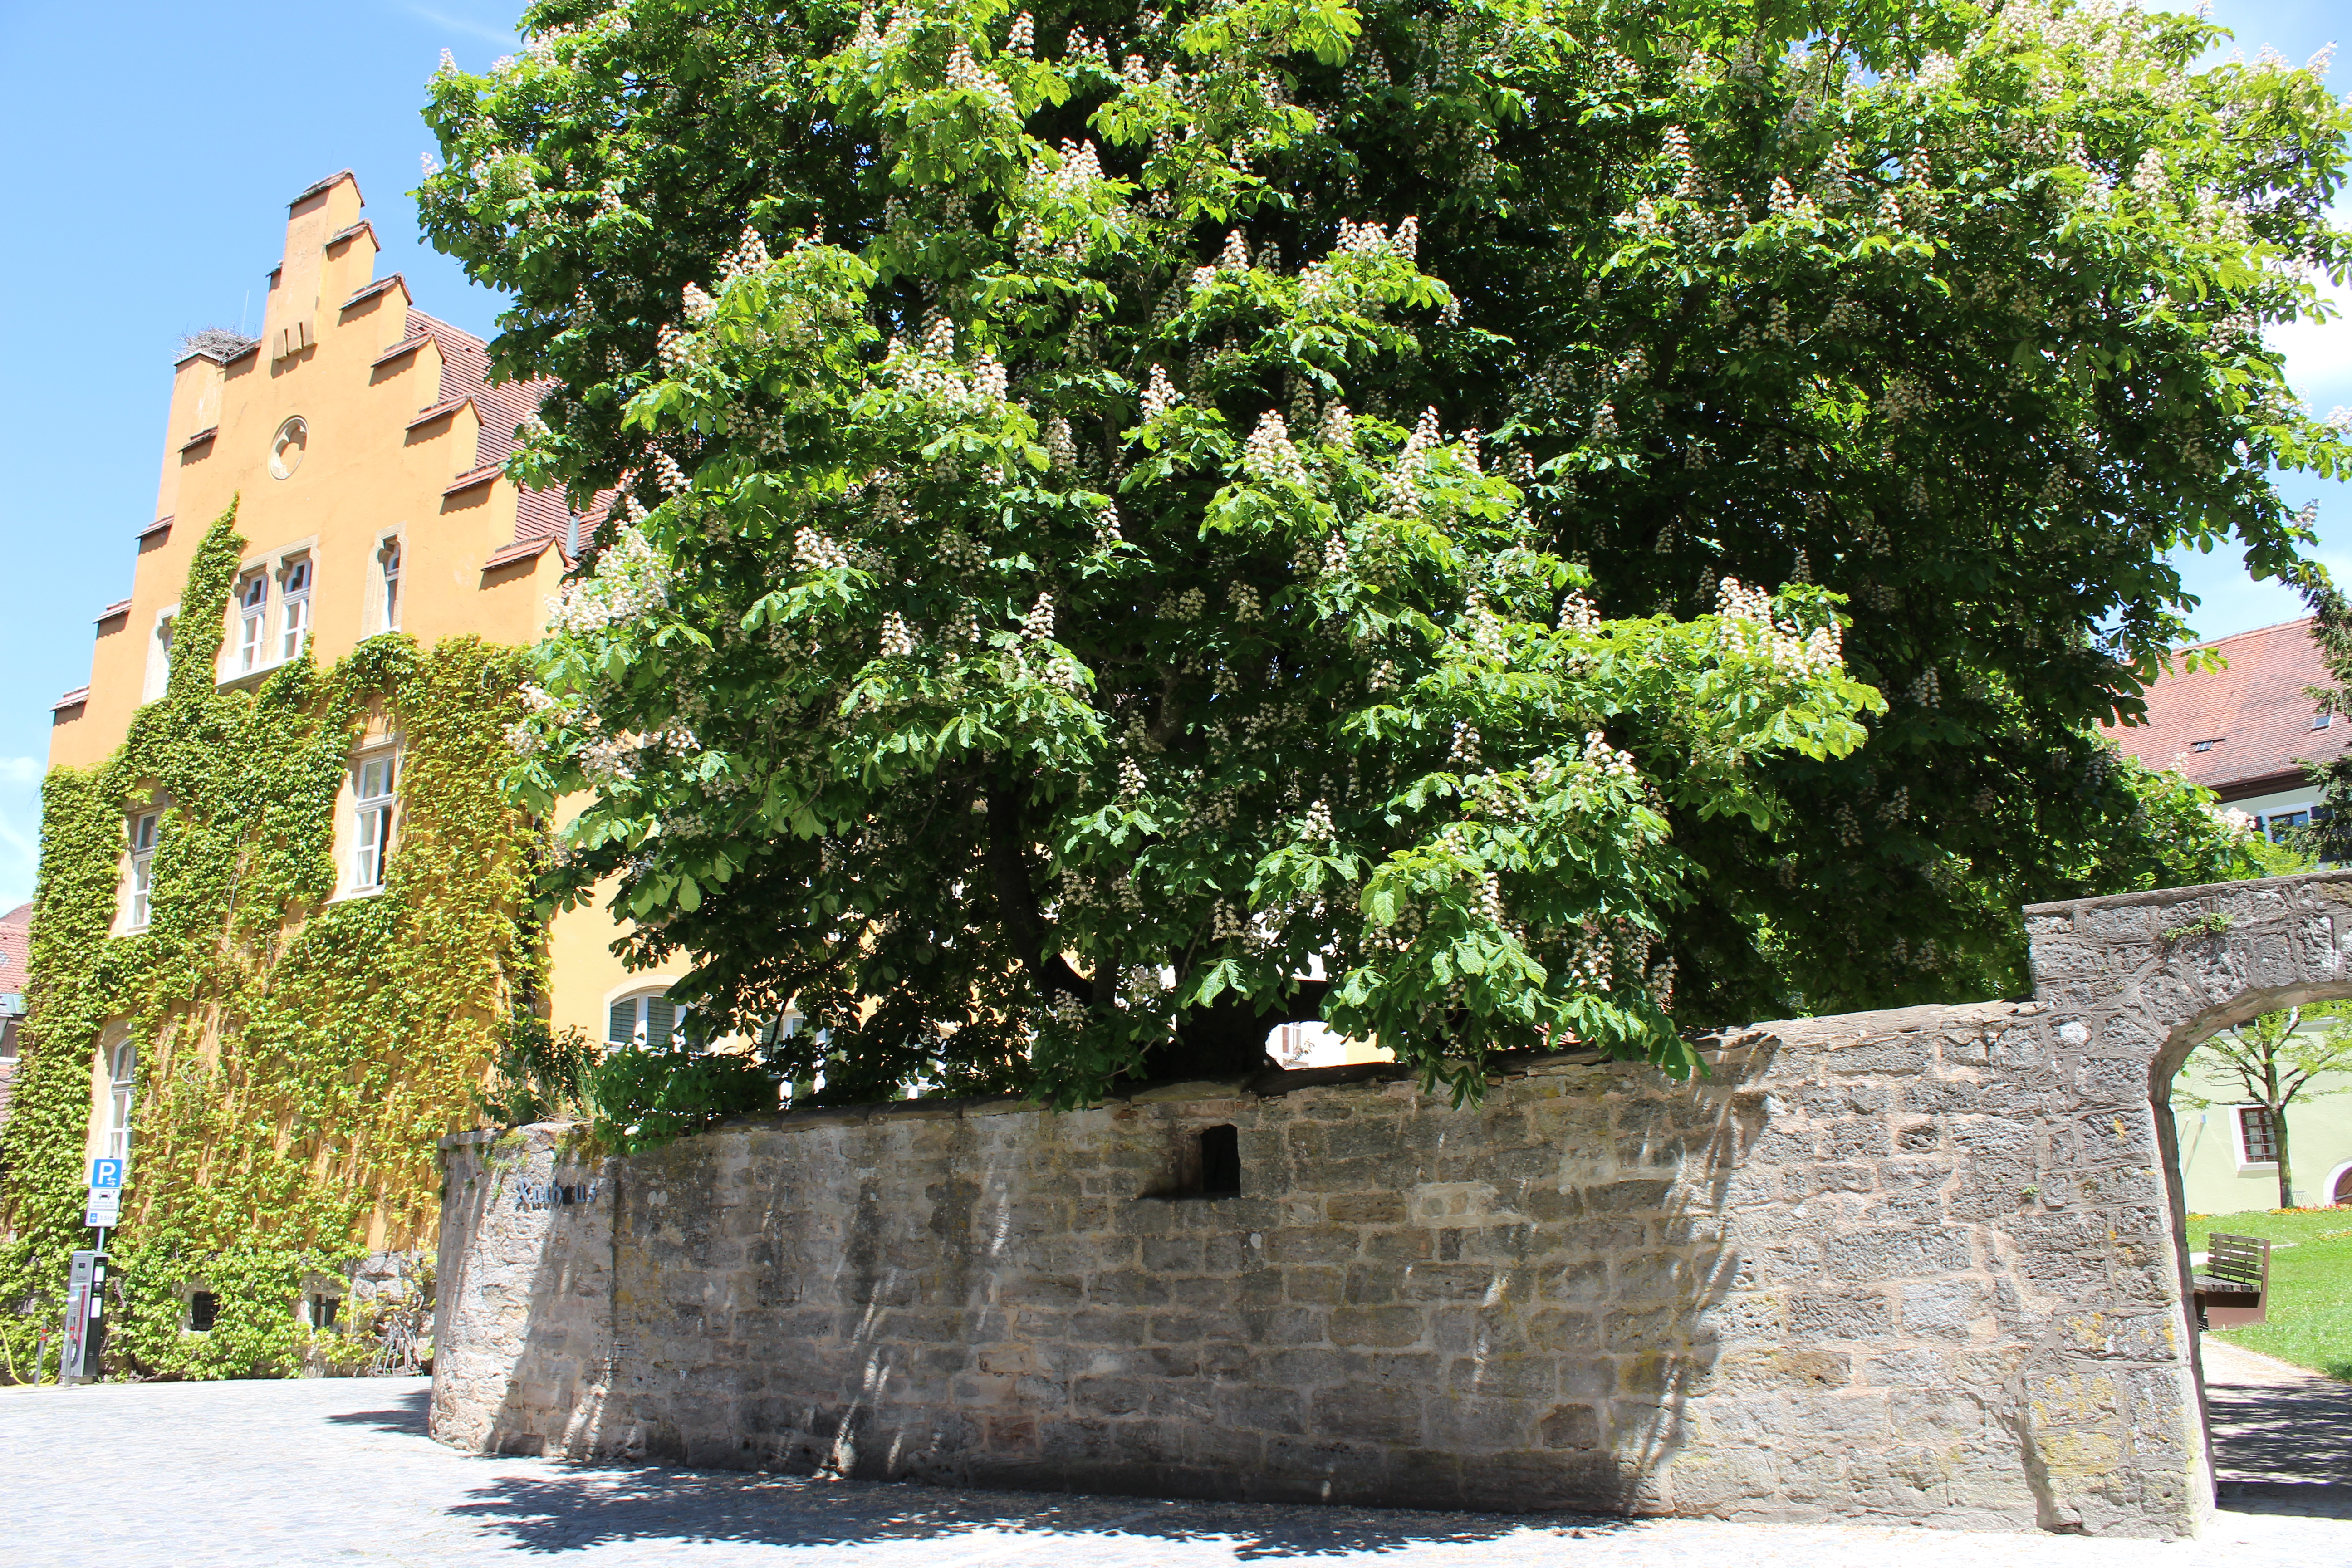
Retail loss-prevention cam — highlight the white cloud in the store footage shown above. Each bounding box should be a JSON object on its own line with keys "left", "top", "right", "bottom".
{"left": 399, "top": 5, "right": 521, "bottom": 49}
{"left": 0, "top": 790, "right": 34, "bottom": 910}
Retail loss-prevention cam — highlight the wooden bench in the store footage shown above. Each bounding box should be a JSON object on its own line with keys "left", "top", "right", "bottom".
{"left": 2193, "top": 1232, "right": 2271, "bottom": 1330}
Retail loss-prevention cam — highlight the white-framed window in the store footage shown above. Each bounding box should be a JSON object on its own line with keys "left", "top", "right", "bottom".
{"left": 352, "top": 751, "right": 397, "bottom": 891}
{"left": 128, "top": 810, "right": 161, "bottom": 929}
{"left": 2233, "top": 1103, "right": 2282, "bottom": 1168}
{"left": 142, "top": 608, "right": 178, "bottom": 704}
{"left": 235, "top": 573, "right": 270, "bottom": 672}
{"left": 607, "top": 988, "right": 687, "bottom": 1051}
{"left": 105, "top": 1037, "right": 137, "bottom": 1166}
{"left": 378, "top": 537, "right": 403, "bottom": 632}
{"left": 279, "top": 556, "right": 314, "bottom": 662}
{"left": 2259, "top": 807, "right": 2314, "bottom": 844}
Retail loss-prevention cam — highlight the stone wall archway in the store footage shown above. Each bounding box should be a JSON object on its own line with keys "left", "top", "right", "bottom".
{"left": 2027, "top": 866, "right": 2352, "bottom": 1093}
{"left": 2025, "top": 866, "right": 2352, "bottom": 1518}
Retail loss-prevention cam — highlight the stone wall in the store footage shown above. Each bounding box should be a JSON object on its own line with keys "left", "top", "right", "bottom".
{"left": 432, "top": 995, "right": 2211, "bottom": 1536}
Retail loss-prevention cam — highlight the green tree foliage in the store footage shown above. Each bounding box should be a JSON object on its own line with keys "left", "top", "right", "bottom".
{"left": 2177, "top": 1004, "right": 2352, "bottom": 1209}
{"left": 0, "top": 505, "right": 537, "bottom": 1377}
{"left": 420, "top": 0, "right": 2344, "bottom": 1099}
{"left": 474, "top": 1014, "right": 600, "bottom": 1127}
{"left": 583, "top": 1043, "right": 785, "bottom": 1151}
{"left": 2294, "top": 577, "right": 2352, "bottom": 862}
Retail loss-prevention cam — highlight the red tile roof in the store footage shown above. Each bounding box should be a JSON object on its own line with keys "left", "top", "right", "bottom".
{"left": 290, "top": 168, "right": 361, "bottom": 210}
{"left": 407, "top": 395, "right": 471, "bottom": 430}
{"left": 327, "top": 219, "right": 377, "bottom": 250}
{"left": 179, "top": 426, "right": 217, "bottom": 451}
{"left": 444, "top": 465, "right": 500, "bottom": 495}
{"left": 483, "top": 537, "right": 556, "bottom": 570}
{"left": 52, "top": 687, "right": 89, "bottom": 712}
{"left": 137, "top": 515, "right": 172, "bottom": 540}
{"left": 341, "top": 273, "right": 406, "bottom": 311}
{"left": 393, "top": 306, "right": 598, "bottom": 560}
{"left": 2103, "top": 616, "right": 2352, "bottom": 798}
{"left": 0, "top": 900, "right": 29, "bottom": 985}
{"left": 95, "top": 599, "right": 132, "bottom": 623}
{"left": 372, "top": 334, "right": 431, "bottom": 368}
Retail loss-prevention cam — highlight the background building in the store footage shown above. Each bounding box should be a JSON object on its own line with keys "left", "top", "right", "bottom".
{"left": 0, "top": 901, "right": 27, "bottom": 1132}
{"left": 2105, "top": 615, "right": 2352, "bottom": 841}
{"left": 1, "top": 173, "right": 690, "bottom": 1375}
{"left": 2106, "top": 617, "right": 2352, "bottom": 1210}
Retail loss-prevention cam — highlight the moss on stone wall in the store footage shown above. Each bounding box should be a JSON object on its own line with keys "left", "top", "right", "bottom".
{"left": 0, "top": 500, "right": 536, "bottom": 1377}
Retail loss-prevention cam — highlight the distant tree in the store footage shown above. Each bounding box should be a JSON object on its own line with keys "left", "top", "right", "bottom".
{"left": 2177, "top": 1004, "right": 2352, "bottom": 1208}
{"left": 421, "top": 0, "right": 2346, "bottom": 1099}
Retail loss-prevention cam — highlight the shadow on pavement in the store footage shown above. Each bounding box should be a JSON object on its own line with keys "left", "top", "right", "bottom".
{"left": 2205, "top": 1357, "right": 2352, "bottom": 1522}
{"left": 448, "top": 1468, "right": 1629, "bottom": 1558}
{"left": 2217, "top": 1482, "right": 2352, "bottom": 1520}
{"left": 325, "top": 1385, "right": 431, "bottom": 1437}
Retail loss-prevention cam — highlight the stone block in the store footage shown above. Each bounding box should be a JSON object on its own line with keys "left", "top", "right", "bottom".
{"left": 1310, "top": 1385, "right": 1424, "bottom": 1444}
{"left": 1539, "top": 1401, "right": 1602, "bottom": 1449}
{"left": 1217, "top": 1384, "right": 1305, "bottom": 1435}
{"left": 1823, "top": 1227, "right": 1974, "bottom": 1283}
{"left": 1327, "top": 1306, "right": 1425, "bottom": 1347}
{"left": 1788, "top": 1291, "right": 1896, "bottom": 1341}
{"left": 1445, "top": 1355, "right": 1558, "bottom": 1401}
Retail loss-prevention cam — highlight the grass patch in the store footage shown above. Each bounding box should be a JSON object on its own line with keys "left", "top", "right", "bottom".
{"left": 2185, "top": 1207, "right": 2352, "bottom": 1381}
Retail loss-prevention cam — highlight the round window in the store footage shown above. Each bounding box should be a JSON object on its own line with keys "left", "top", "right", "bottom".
{"left": 270, "top": 417, "right": 308, "bottom": 480}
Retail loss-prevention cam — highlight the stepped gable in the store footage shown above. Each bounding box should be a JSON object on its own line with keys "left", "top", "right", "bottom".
{"left": 402, "top": 308, "right": 591, "bottom": 560}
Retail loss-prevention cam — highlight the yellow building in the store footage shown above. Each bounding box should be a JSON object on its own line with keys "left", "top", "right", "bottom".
{"left": 27, "top": 173, "right": 679, "bottom": 1347}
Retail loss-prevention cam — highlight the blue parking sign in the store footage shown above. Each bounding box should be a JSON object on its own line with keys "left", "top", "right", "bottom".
{"left": 89, "top": 1158, "right": 123, "bottom": 1190}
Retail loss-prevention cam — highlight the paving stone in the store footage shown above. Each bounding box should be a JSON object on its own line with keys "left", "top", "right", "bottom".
{"left": 4, "top": 1376, "right": 2346, "bottom": 1567}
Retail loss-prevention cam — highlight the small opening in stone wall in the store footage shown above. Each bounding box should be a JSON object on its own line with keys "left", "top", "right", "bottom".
{"left": 188, "top": 1290, "right": 219, "bottom": 1333}
{"left": 1139, "top": 1122, "right": 1244, "bottom": 1200}
{"left": 1198, "top": 1124, "right": 1240, "bottom": 1196}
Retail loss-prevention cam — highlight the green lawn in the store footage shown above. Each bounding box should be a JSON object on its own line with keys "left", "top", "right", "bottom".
{"left": 2185, "top": 1207, "right": 2352, "bottom": 1381}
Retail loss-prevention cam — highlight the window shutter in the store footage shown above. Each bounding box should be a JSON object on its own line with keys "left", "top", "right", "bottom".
{"left": 647, "top": 995, "right": 676, "bottom": 1049}
{"left": 608, "top": 999, "right": 635, "bottom": 1047}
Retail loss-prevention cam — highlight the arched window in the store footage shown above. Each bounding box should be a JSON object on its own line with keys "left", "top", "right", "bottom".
{"left": 378, "top": 537, "right": 403, "bottom": 632}
{"left": 607, "top": 988, "right": 687, "bottom": 1051}
{"left": 127, "top": 808, "right": 162, "bottom": 929}
{"left": 235, "top": 572, "right": 269, "bottom": 673}
{"left": 105, "top": 1037, "right": 137, "bottom": 1166}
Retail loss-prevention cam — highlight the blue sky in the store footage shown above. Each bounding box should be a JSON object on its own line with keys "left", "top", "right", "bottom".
{"left": 0, "top": 1, "right": 2343, "bottom": 912}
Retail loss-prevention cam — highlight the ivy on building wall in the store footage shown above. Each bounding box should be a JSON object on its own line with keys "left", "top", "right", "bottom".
{"left": 0, "top": 501, "right": 535, "bottom": 1377}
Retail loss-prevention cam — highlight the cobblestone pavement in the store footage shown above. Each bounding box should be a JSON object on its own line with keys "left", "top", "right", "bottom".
{"left": 3, "top": 1369, "right": 2346, "bottom": 1568}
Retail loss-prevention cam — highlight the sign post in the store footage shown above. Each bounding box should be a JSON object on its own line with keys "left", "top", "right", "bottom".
{"left": 85, "top": 1157, "right": 122, "bottom": 1230}
{"left": 64, "top": 1158, "right": 125, "bottom": 1382}
{"left": 59, "top": 1250, "right": 106, "bottom": 1382}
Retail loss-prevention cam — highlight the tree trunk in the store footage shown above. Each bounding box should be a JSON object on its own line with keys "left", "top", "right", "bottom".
{"left": 2274, "top": 1102, "right": 2295, "bottom": 1209}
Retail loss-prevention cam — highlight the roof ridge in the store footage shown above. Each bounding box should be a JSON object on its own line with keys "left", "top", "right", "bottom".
{"left": 2179, "top": 615, "right": 2318, "bottom": 653}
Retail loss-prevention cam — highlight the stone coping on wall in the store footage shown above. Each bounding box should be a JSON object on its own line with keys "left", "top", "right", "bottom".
{"left": 435, "top": 1018, "right": 2010, "bottom": 1153}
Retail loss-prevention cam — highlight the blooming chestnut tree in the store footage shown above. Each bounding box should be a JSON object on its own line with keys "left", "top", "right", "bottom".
{"left": 424, "top": 0, "right": 2340, "bottom": 1098}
